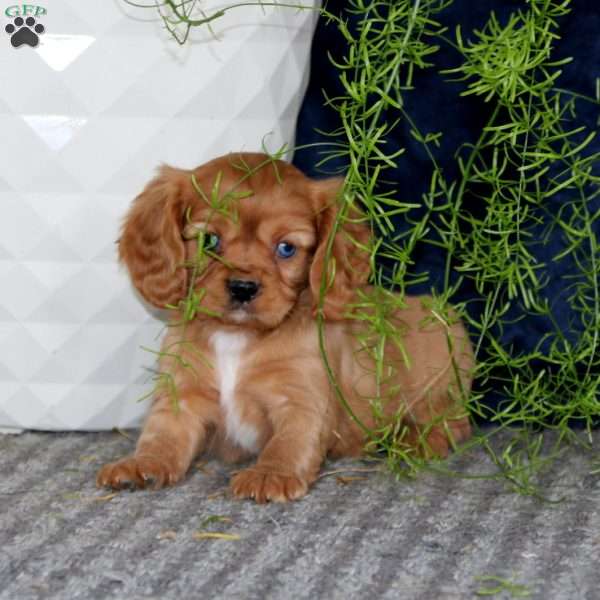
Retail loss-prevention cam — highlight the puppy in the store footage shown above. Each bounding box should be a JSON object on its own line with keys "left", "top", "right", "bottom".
{"left": 97, "top": 152, "right": 474, "bottom": 502}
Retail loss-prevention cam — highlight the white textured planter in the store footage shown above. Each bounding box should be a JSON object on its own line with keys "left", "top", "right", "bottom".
{"left": 0, "top": 1, "right": 318, "bottom": 431}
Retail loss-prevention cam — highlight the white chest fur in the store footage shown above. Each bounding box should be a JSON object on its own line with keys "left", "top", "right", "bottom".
{"left": 210, "top": 331, "right": 259, "bottom": 453}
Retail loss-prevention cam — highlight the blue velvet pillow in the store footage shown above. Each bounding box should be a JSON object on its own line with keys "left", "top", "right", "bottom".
{"left": 292, "top": 2, "right": 600, "bottom": 421}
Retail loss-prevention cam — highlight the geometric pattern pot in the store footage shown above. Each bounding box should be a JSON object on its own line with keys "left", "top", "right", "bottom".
{"left": 0, "top": 1, "right": 318, "bottom": 430}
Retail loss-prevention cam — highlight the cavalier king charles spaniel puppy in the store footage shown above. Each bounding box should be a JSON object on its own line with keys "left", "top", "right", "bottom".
{"left": 97, "top": 152, "right": 474, "bottom": 502}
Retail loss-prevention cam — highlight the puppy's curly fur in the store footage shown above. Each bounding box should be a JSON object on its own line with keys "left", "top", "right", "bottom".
{"left": 97, "top": 153, "right": 474, "bottom": 503}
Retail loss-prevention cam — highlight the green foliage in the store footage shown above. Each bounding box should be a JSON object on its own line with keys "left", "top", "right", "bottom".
{"left": 440, "top": 0, "right": 600, "bottom": 435}
{"left": 474, "top": 574, "right": 531, "bottom": 597}
{"left": 313, "top": 0, "right": 600, "bottom": 483}
{"left": 127, "top": 0, "right": 600, "bottom": 488}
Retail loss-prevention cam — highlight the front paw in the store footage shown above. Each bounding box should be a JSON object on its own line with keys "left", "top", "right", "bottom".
{"left": 96, "top": 456, "right": 181, "bottom": 491}
{"left": 230, "top": 468, "right": 308, "bottom": 503}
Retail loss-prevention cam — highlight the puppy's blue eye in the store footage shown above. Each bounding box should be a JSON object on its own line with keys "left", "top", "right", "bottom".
{"left": 276, "top": 241, "right": 296, "bottom": 259}
{"left": 202, "top": 233, "right": 220, "bottom": 252}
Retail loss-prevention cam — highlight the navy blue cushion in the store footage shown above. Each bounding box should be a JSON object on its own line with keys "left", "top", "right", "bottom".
{"left": 293, "top": 2, "right": 600, "bottom": 420}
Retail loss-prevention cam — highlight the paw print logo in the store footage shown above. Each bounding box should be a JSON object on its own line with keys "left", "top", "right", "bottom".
{"left": 5, "top": 16, "right": 45, "bottom": 48}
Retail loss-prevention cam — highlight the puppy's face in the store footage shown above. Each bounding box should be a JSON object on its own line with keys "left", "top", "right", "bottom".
{"left": 119, "top": 153, "right": 370, "bottom": 329}
{"left": 182, "top": 167, "right": 319, "bottom": 329}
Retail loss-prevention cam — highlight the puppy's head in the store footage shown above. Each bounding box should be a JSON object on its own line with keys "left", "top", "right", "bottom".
{"left": 119, "top": 153, "right": 370, "bottom": 329}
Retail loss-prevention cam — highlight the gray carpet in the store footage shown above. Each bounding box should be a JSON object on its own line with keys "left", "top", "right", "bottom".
{"left": 1, "top": 429, "right": 599, "bottom": 599}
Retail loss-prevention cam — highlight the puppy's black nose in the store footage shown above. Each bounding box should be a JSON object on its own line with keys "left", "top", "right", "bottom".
{"left": 227, "top": 279, "right": 260, "bottom": 304}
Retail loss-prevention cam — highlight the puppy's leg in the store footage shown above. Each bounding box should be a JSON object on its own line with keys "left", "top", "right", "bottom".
{"left": 97, "top": 395, "right": 214, "bottom": 491}
{"left": 231, "top": 405, "right": 326, "bottom": 503}
{"left": 402, "top": 385, "right": 472, "bottom": 459}
{"left": 402, "top": 414, "right": 471, "bottom": 459}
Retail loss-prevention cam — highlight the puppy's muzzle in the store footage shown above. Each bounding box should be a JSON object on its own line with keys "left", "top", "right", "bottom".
{"left": 227, "top": 279, "right": 260, "bottom": 304}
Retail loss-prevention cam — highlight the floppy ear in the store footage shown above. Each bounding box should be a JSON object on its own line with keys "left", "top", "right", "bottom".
{"left": 118, "top": 166, "right": 190, "bottom": 309}
{"left": 309, "top": 178, "right": 371, "bottom": 320}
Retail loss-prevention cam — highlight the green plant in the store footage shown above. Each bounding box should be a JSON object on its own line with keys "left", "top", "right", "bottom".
{"left": 474, "top": 574, "right": 531, "bottom": 597}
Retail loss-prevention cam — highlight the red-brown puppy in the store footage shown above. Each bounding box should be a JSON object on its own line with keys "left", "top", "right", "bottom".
{"left": 97, "top": 153, "right": 474, "bottom": 502}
